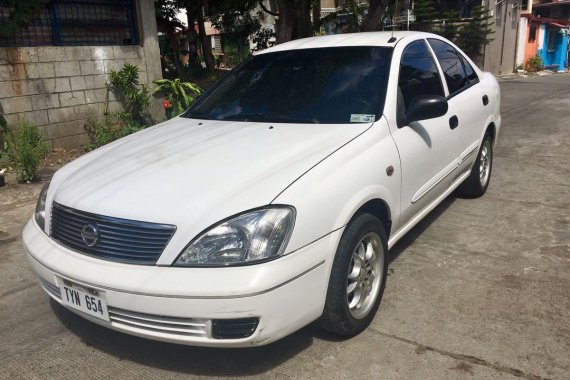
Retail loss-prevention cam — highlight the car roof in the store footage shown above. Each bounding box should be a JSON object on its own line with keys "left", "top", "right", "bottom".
{"left": 257, "top": 31, "right": 438, "bottom": 55}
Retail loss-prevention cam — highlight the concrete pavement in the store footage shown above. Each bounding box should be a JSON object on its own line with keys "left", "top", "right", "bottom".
{"left": 0, "top": 75, "right": 568, "bottom": 379}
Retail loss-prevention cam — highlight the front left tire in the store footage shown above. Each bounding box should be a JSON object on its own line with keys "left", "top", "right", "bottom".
{"left": 318, "top": 213, "right": 388, "bottom": 337}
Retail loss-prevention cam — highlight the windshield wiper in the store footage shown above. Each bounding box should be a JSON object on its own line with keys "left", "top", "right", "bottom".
{"left": 185, "top": 111, "right": 215, "bottom": 120}
{"left": 220, "top": 113, "right": 320, "bottom": 124}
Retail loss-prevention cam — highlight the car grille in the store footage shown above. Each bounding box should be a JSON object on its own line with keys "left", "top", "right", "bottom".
{"left": 108, "top": 307, "right": 210, "bottom": 338}
{"left": 50, "top": 202, "right": 176, "bottom": 265}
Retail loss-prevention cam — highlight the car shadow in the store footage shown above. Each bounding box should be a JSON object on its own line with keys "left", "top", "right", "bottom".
{"left": 49, "top": 299, "right": 315, "bottom": 376}
{"left": 387, "top": 194, "right": 457, "bottom": 265}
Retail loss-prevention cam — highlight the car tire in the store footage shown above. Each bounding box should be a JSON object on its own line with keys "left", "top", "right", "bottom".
{"left": 459, "top": 133, "right": 493, "bottom": 198}
{"left": 318, "top": 213, "right": 388, "bottom": 337}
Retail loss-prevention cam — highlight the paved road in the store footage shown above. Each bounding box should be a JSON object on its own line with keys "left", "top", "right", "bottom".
{"left": 1, "top": 75, "right": 569, "bottom": 379}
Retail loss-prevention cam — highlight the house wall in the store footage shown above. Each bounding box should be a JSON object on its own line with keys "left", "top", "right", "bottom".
{"left": 516, "top": 17, "right": 528, "bottom": 67}
{"left": 539, "top": 25, "right": 569, "bottom": 71}
{"left": 0, "top": 0, "right": 163, "bottom": 150}
{"left": 523, "top": 20, "right": 540, "bottom": 67}
{"left": 482, "top": 0, "right": 521, "bottom": 74}
{"left": 538, "top": 24, "right": 546, "bottom": 51}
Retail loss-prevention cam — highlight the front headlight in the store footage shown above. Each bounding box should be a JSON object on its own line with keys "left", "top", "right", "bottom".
{"left": 175, "top": 207, "right": 295, "bottom": 266}
{"left": 35, "top": 181, "right": 50, "bottom": 232}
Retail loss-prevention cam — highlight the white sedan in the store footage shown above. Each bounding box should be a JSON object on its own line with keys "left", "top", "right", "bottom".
{"left": 24, "top": 31, "right": 500, "bottom": 347}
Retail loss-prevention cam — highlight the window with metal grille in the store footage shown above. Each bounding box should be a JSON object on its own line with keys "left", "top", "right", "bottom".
{"left": 0, "top": 0, "right": 138, "bottom": 47}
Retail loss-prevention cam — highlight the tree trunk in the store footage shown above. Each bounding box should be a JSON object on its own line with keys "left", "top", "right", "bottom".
{"left": 184, "top": 0, "right": 201, "bottom": 76}
{"left": 196, "top": 0, "right": 215, "bottom": 71}
{"left": 362, "top": 0, "right": 389, "bottom": 31}
{"left": 312, "top": 1, "right": 321, "bottom": 32}
{"left": 275, "top": 0, "right": 312, "bottom": 44}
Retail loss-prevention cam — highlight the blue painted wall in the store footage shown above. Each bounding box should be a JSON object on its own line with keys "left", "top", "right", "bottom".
{"left": 539, "top": 25, "right": 569, "bottom": 71}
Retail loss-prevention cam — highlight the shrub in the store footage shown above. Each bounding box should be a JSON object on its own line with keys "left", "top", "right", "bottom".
{"left": 84, "top": 113, "right": 144, "bottom": 151}
{"left": 109, "top": 64, "right": 151, "bottom": 125}
{"left": 5, "top": 120, "right": 48, "bottom": 182}
{"left": 526, "top": 54, "right": 544, "bottom": 72}
{"left": 152, "top": 78, "right": 203, "bottom": 119}
{"left": 85, "top": 63, "right": 151, "bottom": 151}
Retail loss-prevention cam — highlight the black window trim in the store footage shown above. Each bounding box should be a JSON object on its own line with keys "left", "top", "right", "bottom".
{"left": 396, "top": 38, "right": 446, "bottom": 128}
{"left": 184, "top": 46, "right": 394, "bottom": 124}
{"left": 427, "top": 38, "right": 480, "bottom": 101}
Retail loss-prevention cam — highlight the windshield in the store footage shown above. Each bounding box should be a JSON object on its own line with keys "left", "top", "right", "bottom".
{"left": 183, "top": 47, "right": 392, "bottom": 124}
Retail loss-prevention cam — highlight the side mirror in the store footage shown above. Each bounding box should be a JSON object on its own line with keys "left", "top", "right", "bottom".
{"left": 406, "top": 95, "right": 448, "bottom": 124}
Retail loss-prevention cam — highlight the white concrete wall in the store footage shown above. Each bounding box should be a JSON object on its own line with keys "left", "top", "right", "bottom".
{"left": 0, "top": 0, "right": 163, "bottom": 149}
{"left": 538, "top": 24, "right": 546, "bottom": 51}
{"left": 516, "top": 17, "right": 528, "bottom": 68}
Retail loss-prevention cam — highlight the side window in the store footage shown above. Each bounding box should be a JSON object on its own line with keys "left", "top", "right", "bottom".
{"left": 428, "top": 39, "right": 471, "bottom": 96}
{"left": 459, "top": 54, "right": 479, "bottom": 86}
{"left": 398, "top": 40, "right": 444, "bottom": 126}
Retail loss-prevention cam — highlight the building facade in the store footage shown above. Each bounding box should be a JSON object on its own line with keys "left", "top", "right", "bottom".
{"left": 0, "top": 0, "right": 162, "bottom": 149}
{"left": 517, "top": 1, "right": 570, "bottom": 72}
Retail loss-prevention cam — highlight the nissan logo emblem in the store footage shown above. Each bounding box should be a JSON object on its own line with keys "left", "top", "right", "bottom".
{"left": 81, "top": 224, "right": 100, "bottom": 247}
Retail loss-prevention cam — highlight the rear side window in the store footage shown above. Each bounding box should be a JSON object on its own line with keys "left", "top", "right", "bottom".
{"left": 398, "top": 40, "right": 444, "bottom": 121}
{"left": 459, "top": 54, "right": 479, "bottom": 86}
{"left": 428, "top": 39, "right": 478, "bottom": 96}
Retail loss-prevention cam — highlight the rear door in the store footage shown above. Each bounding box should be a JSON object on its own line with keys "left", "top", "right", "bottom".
{"left": 388, "top": 39, "right": 459, "bottom": 227}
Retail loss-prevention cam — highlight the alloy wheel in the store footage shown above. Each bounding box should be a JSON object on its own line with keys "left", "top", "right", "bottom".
{"left": 346, "top": 232, "right": 384, "bottom": 319}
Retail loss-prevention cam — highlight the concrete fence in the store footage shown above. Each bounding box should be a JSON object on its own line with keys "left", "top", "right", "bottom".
{"left": 0, "top": 45, "right": 162, "bottom": 149}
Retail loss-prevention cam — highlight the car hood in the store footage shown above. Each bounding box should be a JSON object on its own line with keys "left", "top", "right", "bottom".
{"left": 50, "top": 117, "right": 370, "bottom": 263}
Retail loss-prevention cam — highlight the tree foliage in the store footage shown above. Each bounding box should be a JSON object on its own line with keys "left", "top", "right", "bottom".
{"left": 0, "top": 0, "right": 46, "bottom": 37}
{"left": 410, "top": 2, "right": 494, "bottom": 60}
{"left": 153, "top": 78, "right": 203, "bottom": 118}
{"left": 414, "top": 0, "right": 438, "bottom": 26}
{"left": 456, "top": 5, "right": 494, "bottom": 59}
{"left": 109, "top": 64, "right": 152, "bottom": 126}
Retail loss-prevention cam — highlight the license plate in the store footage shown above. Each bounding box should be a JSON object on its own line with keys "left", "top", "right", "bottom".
{"left": 60, "top": 281, "right": 109, "bottom": 322}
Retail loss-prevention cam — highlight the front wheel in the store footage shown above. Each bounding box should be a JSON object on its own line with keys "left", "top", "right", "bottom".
{"left": 318, "top": 213, "right": 388, "bottom": 337}
{"left": 459, "top": 134, "right": 493, "bottom": 197}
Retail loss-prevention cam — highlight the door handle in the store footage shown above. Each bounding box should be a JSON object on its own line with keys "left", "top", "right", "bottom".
{"left": 449, "top": 115, "right": 459, "bottom": 130}
{"left": 482, "top": 95, "right": 489, "bottom": 106}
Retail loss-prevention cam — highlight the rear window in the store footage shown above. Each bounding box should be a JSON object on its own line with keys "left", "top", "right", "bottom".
{"left": 184, "top": 47, "right": 393, "bottom": 124}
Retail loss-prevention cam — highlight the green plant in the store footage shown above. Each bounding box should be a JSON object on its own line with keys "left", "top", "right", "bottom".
{"left": 456, "top": 5, "right": 494, "bottom": 60}
{"left": 436, "top": 11, "right": 460, "bottom": 41}
{"left": 109, "top": 64, "right": 151, "bottom": 125}
{"left": 413, "top": 0, "right": 438, "bottom": 31}
{"left": 5, "top": 120, "right": 48, "bottom": 182}
{"left": 84, "top": 113, "right": 144, "bottom": 151}
{"left": 526, "top": 54, "right": 544, "bottom": 72}
{"left": 251, "top": 28, "right": 276, "bottom": 52}
{"left": 153, "top": 78, "right": 203, "bottom": 119}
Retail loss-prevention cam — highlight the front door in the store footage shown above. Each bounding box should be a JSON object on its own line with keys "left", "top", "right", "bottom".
{"left": 389, "top": 39, "right": 459, "bottom": 227}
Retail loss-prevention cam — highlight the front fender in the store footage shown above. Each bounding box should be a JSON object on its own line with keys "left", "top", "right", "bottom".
{"left": 273, "top": 118, "right": 401, "bottom": 255}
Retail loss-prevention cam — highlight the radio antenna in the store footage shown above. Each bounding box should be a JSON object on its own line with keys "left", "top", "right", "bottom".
{"left": 388, "top": 2, "right": 397, "bottom": 43}
{"left": 393, "top": 0, "right": 398, "bottom": 37}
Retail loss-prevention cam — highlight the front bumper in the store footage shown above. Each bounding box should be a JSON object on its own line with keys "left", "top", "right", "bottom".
{"left": 23, "top": 219, "right": 341, "bottom": 347}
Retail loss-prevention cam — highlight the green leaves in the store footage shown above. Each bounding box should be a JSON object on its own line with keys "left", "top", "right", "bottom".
{"left": 4, "top": 120, "right": 48, "bottom": 182}
{"left": 84, "top": 113, "right": 144, "bottom": 152}
{"left": 152, "top": 78, "right": 204, "bottom": 119}
{"left": 109, "top": 64, "right": 151, "bottom": 125}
